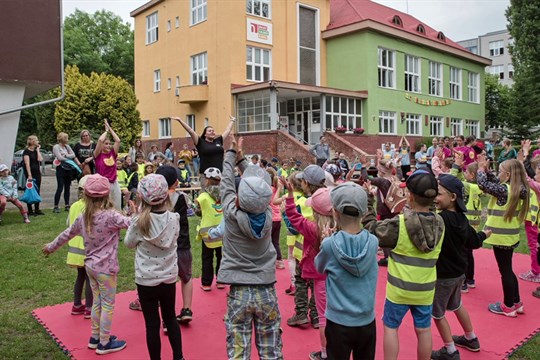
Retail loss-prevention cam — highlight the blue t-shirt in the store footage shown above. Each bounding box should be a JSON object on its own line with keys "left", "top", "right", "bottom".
{"left": 415, "top": 151, "right": 428, "bottom": 169}
{"left": 399, "top": 147, "right": 410, "bottom": 166}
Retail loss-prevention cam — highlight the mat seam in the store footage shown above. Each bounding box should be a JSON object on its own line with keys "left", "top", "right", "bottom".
{"left": 32, "top": 310, "right": 74, "bottom": 359}
{"left": 504, "top": 326, "right": 540, "bottom": 359}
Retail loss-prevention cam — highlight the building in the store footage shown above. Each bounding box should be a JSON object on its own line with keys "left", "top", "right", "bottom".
{"left": 458, "top": 29, "right": 514, "bottom": 87}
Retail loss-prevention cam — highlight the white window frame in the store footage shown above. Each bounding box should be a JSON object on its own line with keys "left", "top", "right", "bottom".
{"left": 191, "top": 52, "right": 207, "bottom": 85}
{"left": 508, "top": 64, "right": 514, "bottom": 79}
{"left": 296, "top": 3, "right": 321, "bottom": 86}
{"left": 429, "top": 116, "right": 444, "bottom": 137}
{"left": 468, "top": 72, "right": 479, "bottom": 103}
{"left": 379, "top": 111, "right": 396, "bottom": 135}
{"left": 190, "top": 0, "right": 207, "bottom": 26}
{"left": 186, "top": 115, "right": 195, "bottom": 136}
{"left": 404, "top": 55, "right": 421, "bottom": 93}
{"left": 153, "top": 69, "right": 161, "bottom": 92}
{"left": 450, "top": 118, "right": 463, "bottom": 137}
{"left": 378, "top": 48, "right": 395, "bottom": 88}
{"left": 428, "top": 61, "right": 442, "bottom": 97}
{"left": 159, "top": 118, "right": 171, "bottom": 138}
{"left": 449, "top": 67, "right": 461, "bottom": 100}
{"left": 142, "top": 120, "right": 150, "bottom": 137}
{"left": 465, "top": 120, "right": 480, "bottom": 138}
{"left": 146, "top": 12, "right": 158, "bottom": 45}
{"left": 325, "top": 96, "right": 362, "bottom": 131}
{"left": 246, "top": 47, "right": 271, "bottom": 82}
{"left": 167, "top": 78, "right": 171, "bottom": 90}
{"left": 175, "top": 16, "right": 180, "bottom": 28}
{"left": 489, "top": 40, "right": 504, "bottom": 57}
{"left": 246, "top": 0, "right": 271, "bottom": 19}
{"left": 167, "top": 20, "right": 171, "bottom": 32}
{"left": 489, "top": 65, "right": 505, "bottom": 80}
{"left": 175, "top": 76, "right": 180, "bottom": 88}
{"left": 406, "top": 113, "right": 422, "bottom": 136}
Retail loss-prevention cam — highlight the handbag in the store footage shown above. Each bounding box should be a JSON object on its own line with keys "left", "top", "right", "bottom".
{"left": 16, "top": 167, "right": 27, "bottom": 191}
{"left": 19, "top": 180, "right": 42, "bottom": 205}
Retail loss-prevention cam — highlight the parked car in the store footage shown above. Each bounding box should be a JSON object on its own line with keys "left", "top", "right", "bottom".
{"left": 42, "top": 150, "right": 54, "bottom": 164}
{"left": 13, "top": 149, "right": 24, "bottom": 164}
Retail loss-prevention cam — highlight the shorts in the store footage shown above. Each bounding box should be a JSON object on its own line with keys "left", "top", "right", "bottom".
{"left": 177, "top": 249, "right": 192, "bottom": 284}
{"left": 432, "top": 275, "right": 464, "bottom": 319}
{"left": 382, "top": 299, "right": 432, "bottom": 329}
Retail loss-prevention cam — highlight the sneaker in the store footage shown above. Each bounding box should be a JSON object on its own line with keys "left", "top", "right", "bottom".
{"left": 309, "top": 351, "right": 327, "bottom": 360}
{"left": 65, "top": 205, "right": 71, "bottom": 212}
{"left": 276, "top": 260, "right": 285, "bottom": 269}
{"left": 378, "top": 258, "right": 388, "bottom": 267}
{"left": 35, "top": 210, "right": 45, "bottom": 216}
{"left": 431, "top": 346, "right": 460, "bottom": 359}
{"left": 216, "top": 283, "right": 226, "bottom": 289}
{"left": 519, "top": 270, "right": 540, "bottom": 283}
{"left": 310, "top": 317, "right": 320, "bottom": 329}
{"left": 88, "top": 335, "right": 117, "bottom": 350}
{"left": 163, "top": 321, "right": 168, "bottom": 334}
{"left": 488, "top": 301, "right": 517, "bottom": 317}
{"left": 452, "top": 335, "right": 480, "bottom": 352}
{"left": 53, "top": 207, "right": 60, "bottom": 214}
{"left": 533, "top": 286, "right": 540, "bottom": 299}
{"left": 287, "top": 313, "right": 309, "bottom": 327}
{"left": 128, "top": 299, "right": 142, "bottom": 311}
{"left": 177, "top": 308, "right": 193, "bottom": 324}
{"left": 200, "top": 285, "right": 212, "bottom": 291}
{"left": 84, "top": 308, "right": 92, "bottom": 319}
{"left": 466, "top": 279, "right": 476, "bottom": 288}
{"left": 285, "top": 285, "right": 296, "bottom": 296}
{"left": 514, "top": 301, "right": 524, "bottom": 314}
{"left": 23, "top": 216, "right": 30, "bottom": 224}
{"left": 95, "top": 339, "right": 127, "bottom": 355}
{"left": 71, "top": 304, "right": 85, "bottom": 315}
{"left": 27, "top": 210, "right": 35, "bottom": 217}
{"left": 461, "top": 283, "right": 469, "bottom": 294}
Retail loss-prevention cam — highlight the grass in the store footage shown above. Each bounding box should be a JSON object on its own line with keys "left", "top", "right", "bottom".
{"left": 0, "top": 208, "right": 539, "bottom": 359}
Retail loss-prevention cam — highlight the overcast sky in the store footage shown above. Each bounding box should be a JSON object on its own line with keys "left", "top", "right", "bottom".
{"left": 62, "top": 0, "right": 510, "bottom": 41}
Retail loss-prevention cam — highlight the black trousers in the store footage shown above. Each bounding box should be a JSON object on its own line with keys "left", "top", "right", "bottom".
{"left": 137, "top": 282, "right": 183, "bottom": 360}
{"left": 201, "top": 243, "right": 222, "bottom": 286}
{"left": 271, "top": 221, "right": 282, "bottom": 261}
{"left": 465, "top": 248, "right": 475, "bottom": 281}
{"left": 54, "top": 167, "right": 72, "bottom": 207}
{"left": 325, "top": 319, "right": 376, "bottom": 360}
{"left": 493, "top": 246, "right": 520, "bottom": 307}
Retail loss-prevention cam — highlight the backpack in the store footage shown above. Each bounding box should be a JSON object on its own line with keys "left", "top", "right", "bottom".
{"left": 382, "top": 178, "right": 409, "bottom": 214}
{"left": 16, "top": 165, "right": 27, "bottom": 191}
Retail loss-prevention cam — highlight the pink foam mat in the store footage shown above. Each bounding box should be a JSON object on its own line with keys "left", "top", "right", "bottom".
{"left": 32, "top": 249, "right": 540, "bottom": 359}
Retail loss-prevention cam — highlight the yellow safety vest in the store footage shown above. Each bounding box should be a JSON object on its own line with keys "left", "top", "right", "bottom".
{"left": 279, "top": 168, "right": 290, "bottom": 179}
{"left": 66, "top": 199, "right": 86, "bottom": 267}
{"left": 465, "top": 183, "right": 483, "bottom": 230}
{"left": 179, "top": 169, "right": 190, "bottom": 182}
{"left": 196, "top": 192, "right": 223, "bottom": 248}
{"left": 526, "top": 189, "right": 539, "bottom": 225}
{"left": 292, "top": 195, "right": 314, "bottom": 261}
{"left": 137, "top": 163, "right": 145, "bottom": 180}
{"left": 118, "top": 169, "right": 128, "bottom": 190}
{"left": 386, "top": 214, "right": 444, "bottom": 306}
{"left": 483, "top": 184, "right": 523, "bottom": 247}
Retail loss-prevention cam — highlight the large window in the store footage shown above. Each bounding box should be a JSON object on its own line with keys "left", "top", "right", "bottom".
{"left": 324, "top": 96, "right": 362, "bottom": 131}
{"left": 508, "top": 64, "right": 514, "bottom": 79}
{"left": 449, "top": 67, "right": 461, "bottom": 100}
{"left": 246, "top": 47, "right": 271, "bottom": 82}
{"left": 146, "top": 12, "right": 158, "bottom": 44}
{"left": 489, "top": 40, "right": 504, "bottom": 57}
{"left": 153, "top": 70, "right": 161, "bottom": 92}
{"left": 468, "top": 72, "right": 479, "bottom": 103}
{"left": 429, "top": 61, "right": 442, "bottom": 96}
{"left": 159, "top": 118, "right": 171, "bottom": 138}
{"left": 186, "top": 115, "right": 195, "bottom": 135}
{"left": 406, "top": 114, "right": 421, "bottom": 136}
{"left": 191, "top": 0, "right": 207, "bottom": 26}
{"left": 237, "top": 90, "right": 271, "bottom": 132}
{"left": 430, "top": 116, "right": 444, "bottom": 136}
{"left": 142, "top": 120, "right": 150, "bottom": 137}
{"left": 450, "top": 118, "right": 463, "bottom": 137}
{"left": 404, "top": 55, "right": 421, "bottom": 93}
{"left": 379, "top": 111, "right": 396, "bottom": 134}
{"left": 298, "top": 6, "right": 318, "bottom": 85}
{"left": 378, "top": 48, "right": 395, "bottom": 88}
{"left": 246, "top": 0, "right": 271, "bottom": 18}
{"left": 489, "top": 65, "right": 504, "bottom": 80}
{"left": 465, "top": 120, "right": 480, "bottom": 138}
{"left": 191, "top": 52, "right": 207, "bottom": 85}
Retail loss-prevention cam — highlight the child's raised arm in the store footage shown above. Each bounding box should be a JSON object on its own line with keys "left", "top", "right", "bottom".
{"left": 42, "top": 216, "right": 84, "bottom": 256}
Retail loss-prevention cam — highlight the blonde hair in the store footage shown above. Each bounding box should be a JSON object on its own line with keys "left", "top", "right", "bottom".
{"left": 57, "top": 132, "right": 69, "bottom": 144}
{"left": 288, "top": 171, "right": 303, "bottom": 193}
{"left": 498, "top": 159, "right": 529, "bottom": 222}
{"left": 82, "top": 194, "right": 114, "bottom": 234}
{"left": 80, "top": 129, "right": 91, "bottom": 139}
{"left": 465, "top": 162, "right": 478, "bottom": 181}
{"left": 136, "top": 197, "right": 171, "bottom": 238}
{"left": 266, "top": 167, "right": 278, "bottom": 187}
{"left": 27, "top": 135, "right": 38, "bottom": 147}
{"left": 313, "top": 212, "right": 336, "bottom": 253}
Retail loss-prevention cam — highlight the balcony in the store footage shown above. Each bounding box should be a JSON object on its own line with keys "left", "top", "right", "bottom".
{"left": 177, "top": 85, "right": 208, "bottom": 104}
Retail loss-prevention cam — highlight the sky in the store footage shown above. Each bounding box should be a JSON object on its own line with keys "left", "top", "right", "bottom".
{"left": 62, "top": 0, "right": 511, "bottom": 41}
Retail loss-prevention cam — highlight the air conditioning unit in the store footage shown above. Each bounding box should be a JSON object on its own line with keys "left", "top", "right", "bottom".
{"left": 175, "top": 87, "right": 180, "bottom": 97}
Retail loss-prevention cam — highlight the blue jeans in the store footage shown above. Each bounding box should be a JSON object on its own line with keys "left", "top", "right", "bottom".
{"left": 192, "top": 157, "right": 200, "bottom": 177}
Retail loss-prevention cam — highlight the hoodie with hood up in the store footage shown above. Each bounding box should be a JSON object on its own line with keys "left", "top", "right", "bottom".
{"left": 315, "top": 230, "right": 378, "bottom": 327}
{"left": 124, "top": 211, "right": 180, "bottom": 286}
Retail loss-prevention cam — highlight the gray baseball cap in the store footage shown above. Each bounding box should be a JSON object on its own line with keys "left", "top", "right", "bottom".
{"left": 330, "top": 182, "right": 367, "bottom": 217}
{"left": 296, "top": 164, "right": 326, "bottom": 186}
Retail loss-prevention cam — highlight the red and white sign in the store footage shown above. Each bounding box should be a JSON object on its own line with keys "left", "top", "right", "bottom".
{"left": 247, "top": 18, "right": 272, "bottom": 45}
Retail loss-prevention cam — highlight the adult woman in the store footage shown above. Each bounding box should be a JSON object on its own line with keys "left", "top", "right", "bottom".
{"left": 23, "top": 135, "right": 44, "bottom": 216}
{"left": 94, "top": 119, "right": 122, "bottom": 210}
{"left": 498, "top": 139, "right": 518, "bottom": 165}
{"left": 73, "top": 129, "right": 96, "bottom": 175}
{"left": 53, "top": 132, "right": 81, "bottom": 213}
{"left": 164, "top": 142, "right": 174, "bottom": 163}
{"left": 129, "top": 139, "right": 145, "bottom": 162}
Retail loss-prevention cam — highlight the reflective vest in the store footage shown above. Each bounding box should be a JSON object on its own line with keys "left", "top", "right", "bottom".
{"left": 483, "top": 184, "right": 523, "bottom": 247}
{"left": 465, "top": 183, "right": 483, "bottom": 230}
{"left": 179, "top": 169, "right": 190, "bottom": 183}
{"left": 66, "top": 200, "right": 86, "bottom": 267}
{"left": 285, "top": 191, "right": 303, "bottom": 247}
{"left": 125, "top": 172, "right": 137, "bottom": 190}
{"left": 279, "top": 168, "right": 290, "bottom": 179}
{"left": 118, "top": 169, "right": 128, "bottom": 190}
{"left": 196, "top": 192, "right": 223, "bottom": 248}
{"left": 137, "top": 163, "right": 146, "bottom": 180}
{"left": 386, "top": 214, "right": 444, "bottom": 306}
{"left": 292, "top": 195, "right": 314, "bottom": 261}
{"left": 526, "top": 189, "right": 539, "bottom": 225}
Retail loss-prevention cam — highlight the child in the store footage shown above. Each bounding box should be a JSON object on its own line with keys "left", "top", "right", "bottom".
{"left": 124, "top": 174, "right": 184, "bottom": 360}
{"left": 66, "top": 175, "right": 92, "bottom": 318}
{"left": 430, "top": 174, "right": 490, "bottom": 359}
{"left": 477, "top": 155, "right": 530, "bottom": 317}
{"left": 177, "top": 159, "right": 191, "bottom": 188}
{"left": 93, "top": 119, "right": 122, "bottom": 210}
{"left": 415, "top": 144, "right": 429, "bottom": 170}
{"left": 0, "top": 164, "right": 30, "bottom": 224}
{"left": 195, "top": 167, "right": 224, "bottom": 291}
{"left": 315, "top": 182, "right": 378, "bottom": 360}
{"left": 218, "top": 135, "right": 282, "bottom": 359}
{"left": 398, "top": 136, "right": 411, "bottom": 180}
{"left": 144, "top": 162, "right": 155, "bottom": 177}
{"left": 363, "top": 169, "right": 445, "bottom": 360}
{"left": 267, "top": 167, "right": 284, "bottom": 269}
{"left": 136, "top": 154, "right": 146, "bottom": 179}
{"left": 117, "top": 159, "right": 128, "bottom": 208}
{"left": 42, "top": 174, "right": 129, "bottom": 354}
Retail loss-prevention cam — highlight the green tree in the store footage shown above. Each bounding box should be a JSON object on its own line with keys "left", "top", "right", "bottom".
{"left": 64, "top": 9, "right": 134, "bottom": 83}
{"left": 16, "top": 91, "right": 58, "bottom": 150}
{"left": 485, "top": 74, "right": 512, "bottom": 130}
{"left": 55, "top": 66, "right": 141, "bottom": 150}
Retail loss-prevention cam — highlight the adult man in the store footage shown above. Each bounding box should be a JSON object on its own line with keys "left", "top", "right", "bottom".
{"left": 311, "top": 136, "right": 330, "bottom": 167}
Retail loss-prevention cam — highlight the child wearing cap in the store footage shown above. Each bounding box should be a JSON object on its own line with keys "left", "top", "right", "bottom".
{"left": 43, "top": 174, "right": 130, "bottom": 355}
{"left": 196, "top": 167, "right": 224, "bottom": 291}
{"left": 431, "top": 174, "right": 490, "bottom": 359}
{"left": 218, "top": 135, "right": 282, "bottom": 359}
{"left": 0, "top": 164, "right": 30, "bottom": 224}
{"left": 177, "top": 159, "right": 191, "bottom": 188}
{"left": 315, "top": 182, "right": 378, "bottom": 359}
{"left": 362, "top": 169, "right": 445, "bottom": 360}
{"left": 125, "top": 174, "right": 184, "bottom": 360}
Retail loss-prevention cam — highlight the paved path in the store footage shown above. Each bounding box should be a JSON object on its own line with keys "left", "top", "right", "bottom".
{"left": 36, "top": 166, "right": 79, "bottom": 209}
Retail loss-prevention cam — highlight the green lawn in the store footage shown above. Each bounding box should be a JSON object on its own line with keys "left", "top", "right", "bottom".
{"left": 0, "top": 209, "right": 538, "bottom": 359}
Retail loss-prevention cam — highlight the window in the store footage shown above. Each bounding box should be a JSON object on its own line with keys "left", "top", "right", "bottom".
{"left": 465, "top": 120, "right": 480, "bottom": 138}
{"left": 379, "top": 111, "right": 396, "bottom": 134}
{"left": 404, "top": 55, "right": 421, "bottom": 93}
{"left": 175, "top": 76, "right": 180, "bottom": 88}
{"left": 167, "top": 78, "right": 171, "bottom": 90}
{"left": 392, "top": 15, "right": 402, "bottom": 27}
{"left": 167, "top": 20, "right": 171, "bottom": 32}
{"left": 142, "top": 120, "right": 150, "bottom": 137}
{"left": 468, "top": 72, "right": 479, "bottom": 103}
{"left": 175, "top": 16, "right": 180, "bottom": 28}
{"left": 246, "top": 0, "right": 271, "bottom": 18}
{"left": 186, "top": 115, "right": 195, "bottom": 135}
{"left": 450, "top": 118, "right": 463, "bottom": 137}
{"left": 449, "top": 67, "right": 461, "bottom": 100}
{"left": 508, "top": 64, "right": 514, "bottom": 79}
{"left": 298, "top": 6, "right": 318, "bottom": 85}
{"left": 191, "top": 0, "right": 207, "bottom": 25}
{"left": 489, "top": 65, "right": 504, "bottom": 80}
{"left": 406, "top": 114, "right": 421, "bottom": 136}
{"left": 159, "top": 118, "right": 171, "bottom": 138}
{"left": 246, "top": 47, "right": 271, "bottom": 82}
{"left": 378, "top": 48, "right": 395, "bottom": 88}
{"left": 153, "top": 70, "right": 161, "bottom": 92}
{"left": 191, "top": 52, "right": 207, "bottom": 85}
{"left": 429, "top": 116, "right": 444, "bottom": 136}
{"left": 146, "top": 12, "right": 158, "bottom": 44}
{"left": 324, "top": 96, "right": 362, "bottom": 131}
{"left": 237, "top": 90, "right": 271, "bottom": 132}
{"left": 416, "top": 24, "right": 425, "bottom": 34}
{"left": 489, "top": 40, "right": 504, "bottom": 57}
{"left": 429, "top": 61, "right": 442, "bottom": 96}
{"left": 437, "top": 32, "right": 446, "bottom": 41}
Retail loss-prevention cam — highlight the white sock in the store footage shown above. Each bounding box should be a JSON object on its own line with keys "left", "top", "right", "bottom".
{"left": 445, "top": 342, "right": 457, "bottom": 354}
{"left": 321, "top": 347, "right": 327, "bottom": 358}
{"left": 465, "top": 331, "right": 476, "bottom": 340}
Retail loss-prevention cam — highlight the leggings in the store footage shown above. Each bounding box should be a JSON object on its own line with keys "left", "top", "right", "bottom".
{"left": 86, "top": 267, "right": 117, "bottom": 345}
{"left": 525, "top": 221, "right": 540, "bottom": 274}
{"left": 271, "top": 221, "right": 282, "bottom": 261}
{"left": 54, "top": 167, "right": 72, "bottom": 207}
{"left": 73, "top": 267, "right": 93, "bottom": 309}
{"left": 201, "top": 243, "right": 222, "bottom": 286}
{"left": 493, "top": 246, "right": 520, "bottom": 308}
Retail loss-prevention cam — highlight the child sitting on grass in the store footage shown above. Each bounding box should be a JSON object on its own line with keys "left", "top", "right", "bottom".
{"left": 0, "top": 163, "right": 30, "bottom": 224}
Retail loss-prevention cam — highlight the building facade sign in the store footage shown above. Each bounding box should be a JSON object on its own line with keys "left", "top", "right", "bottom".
{"left": 246, "top": 18, "right": 272, "bottom": 45}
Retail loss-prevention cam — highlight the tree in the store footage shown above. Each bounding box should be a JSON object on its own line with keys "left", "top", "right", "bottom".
{"left": 484, "top": 74, "right": 512, "bottom": 130}
{"left": 55, "top": 66, "right": 141, "bottom": 150}
{"left": 64, "top": 9, "right": 134, "bottom": 83}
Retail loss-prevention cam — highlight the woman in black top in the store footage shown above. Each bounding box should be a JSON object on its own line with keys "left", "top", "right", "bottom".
{"left": 73, "top": 129, "right": 96, "bottom": 175}
{"left": 23, "top": 135, "right": 44, "bottom": 216}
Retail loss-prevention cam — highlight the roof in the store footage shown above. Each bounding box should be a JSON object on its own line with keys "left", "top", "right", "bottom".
{"left": 231, "top": 80, "right": 368, "bottom": 99}
{"left": 130, "top": 0, "right": 163, "bottom": 17}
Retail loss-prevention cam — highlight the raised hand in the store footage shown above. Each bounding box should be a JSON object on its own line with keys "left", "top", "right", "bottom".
{"left": 278, "top": 176, "right": 294, "bottom": 196}
{"left": 454, "top": 151, "right": 464, "bottom": 167}
{"left": 476, "top": 153, "right": 488, "bottom": 171}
